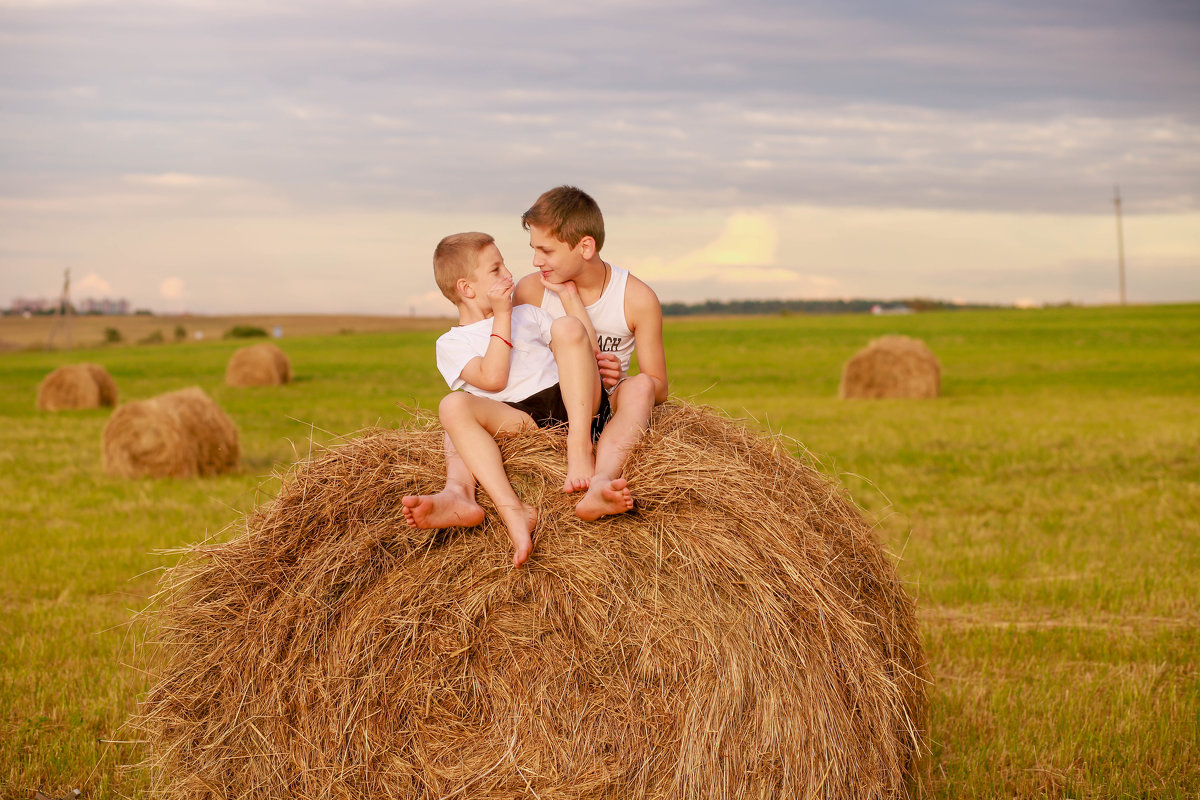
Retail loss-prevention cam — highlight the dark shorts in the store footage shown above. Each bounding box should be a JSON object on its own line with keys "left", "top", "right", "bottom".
{"left": 505, "top": 383, "right": 613, "bottom": 442}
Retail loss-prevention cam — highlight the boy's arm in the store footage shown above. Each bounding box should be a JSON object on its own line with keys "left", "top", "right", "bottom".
{"left": 626, "top": 276, "right": 669, "bottom": 404}
{"left": 457, "top": 280, "right": 516, "bottom": 393}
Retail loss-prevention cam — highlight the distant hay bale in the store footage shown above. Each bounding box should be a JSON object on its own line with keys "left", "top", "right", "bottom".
{"left": 36, "top": 363, "right": 118, "bottom": 410}
{"left": 134, "top": 403, "right": 928, "bottom": 798}
{"left": 102, "top": 387, "right": 239, "bottom": 479}
{"left": 225, "top": 342, "right": 291, "bottom": 387}
{"left": 839, "top": 335, "right": 941, "bottom": 399}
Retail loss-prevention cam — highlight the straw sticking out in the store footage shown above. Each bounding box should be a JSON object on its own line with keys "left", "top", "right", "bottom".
{"left": 134, "top": 403, "right": 928, "bottom": 798}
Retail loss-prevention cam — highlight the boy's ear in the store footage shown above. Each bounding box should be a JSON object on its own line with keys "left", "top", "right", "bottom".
{"left": 578, "top": 235, "right": 596, "bottom": 259}
{"left": 456, "top": 277, "right": 475, "bottom": 299}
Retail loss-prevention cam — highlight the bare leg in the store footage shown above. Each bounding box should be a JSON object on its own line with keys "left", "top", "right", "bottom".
{"left": 575, "top": 374, "right": 654, "bottom": 520}
{"left": 550, "top": 316, "right": 603, "bottom": 493}
{"left": 439, "top": 392, "right": 540, "bottom": 567}
{"left": 402, "top": 432, "right": 486, "bottom": 529}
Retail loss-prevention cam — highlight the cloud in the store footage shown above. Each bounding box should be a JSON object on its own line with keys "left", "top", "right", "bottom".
{"left": 74, "top": 271, "right": 111, "bottom": 295}
{"left": 160, "top": 277, "right": 184, "bottom": 300}
{"left": 122, "top": 173, "right": 253, "bottom": 190}
{"left": 404, "top": 289, "right": 455, "bottom": 317}
{"left": 634, "top": 213, "right": 797, "bottom": 284}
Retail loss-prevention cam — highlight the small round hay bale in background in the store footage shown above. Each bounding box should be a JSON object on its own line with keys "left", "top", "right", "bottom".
{"left": 135, "top": 403, "right": 928, "bottom": 798}
{"left": 839, "top": 334, "right": 941, "bottom": 399}
{"left": 36, "top": 363, "right": 118, "bottom": 411}
{"left": 102, "top": 386, "right": 239, "bottom": 478}
{"left": 225, "top": 342, "right": 291, "bottom": 387}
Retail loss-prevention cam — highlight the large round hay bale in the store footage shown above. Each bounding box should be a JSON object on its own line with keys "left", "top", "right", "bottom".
{"left": 839, "top": 335, "right": 941, "bottom": 399}
{"left": 36, "top": 363, "right": 118, "bottom": 410}
{"left": 102, "top": 387, "right": 239, "bottom": 478}
{"left": 225, "top": 342, "right": 291, "bottom": 387}
{"left": 134, "top": 404, "right": 928, "bottom": 798}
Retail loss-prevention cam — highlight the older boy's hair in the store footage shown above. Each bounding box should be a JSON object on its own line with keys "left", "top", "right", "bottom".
{"left": 433, "top": 232, "right": 495, "bottom": 303}
{"left": 521, "top": 185, "right": 605, "bottom": 251}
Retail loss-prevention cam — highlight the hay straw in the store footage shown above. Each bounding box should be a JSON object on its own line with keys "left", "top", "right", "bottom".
{"left": 226, "top": 343, "right": 291, "bottom": 387}
{"left": 36, "top": 362, "right": 118, "bottom": 410}
{"left": 839, "top": 335, "right": 941, "bottom": 399}
{"left": 133, "top": 403, "right": 928, "bottom": 798}
{"left": 102, "top": 387, "right": 239, "bottom": 479}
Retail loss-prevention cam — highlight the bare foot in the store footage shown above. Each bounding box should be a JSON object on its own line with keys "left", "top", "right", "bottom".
{"left": 563, "top": 434, "right": 594, "bottom": 493}
{"left": 401, "top": 492, "right": 485, "bottom": 529}
{"left": 496, "top": 503, "right": 538, "bottom": 567}
{"left": 574, "top": 477, "right": 634, "bottom": 521}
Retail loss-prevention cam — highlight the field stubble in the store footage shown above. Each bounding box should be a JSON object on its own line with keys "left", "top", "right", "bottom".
{"left": 1, "top": 304, "right": 1197, "bottom": 798}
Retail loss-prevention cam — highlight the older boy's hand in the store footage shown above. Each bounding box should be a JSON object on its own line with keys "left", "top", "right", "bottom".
{"left": 489, "top": 277, "right": 514, "bottom": 313}
{"left": 596, "top": 351, "right": 622, "bottom": 389}
{"left": 540, "top": 276, "right": 579, "bottom": 300}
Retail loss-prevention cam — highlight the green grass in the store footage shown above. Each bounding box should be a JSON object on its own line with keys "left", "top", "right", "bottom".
{"left": 2, "top": 304, "right": 1198, "bottom": 797}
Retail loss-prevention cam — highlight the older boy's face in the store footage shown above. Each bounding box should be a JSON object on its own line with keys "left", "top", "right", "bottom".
{"left": 528, "top": 223, "right": 585, "bottom": 284}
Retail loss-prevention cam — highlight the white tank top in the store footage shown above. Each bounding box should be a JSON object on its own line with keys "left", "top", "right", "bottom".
{"left": 541, "top": 263, "right": 636, "bottom": 373}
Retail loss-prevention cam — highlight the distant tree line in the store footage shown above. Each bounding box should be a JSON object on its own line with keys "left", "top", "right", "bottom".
{"left": 660, "top": 297, "right": 1002, "bottom": 316}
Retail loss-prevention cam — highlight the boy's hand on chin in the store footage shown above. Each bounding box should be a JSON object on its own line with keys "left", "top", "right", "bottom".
{"left": 541, "top": 276, "right": 579, "bottom": 299}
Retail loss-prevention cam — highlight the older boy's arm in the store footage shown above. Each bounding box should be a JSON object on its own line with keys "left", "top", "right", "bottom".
{"left": 627, "top": 278, "right": 669, "bottom": 404}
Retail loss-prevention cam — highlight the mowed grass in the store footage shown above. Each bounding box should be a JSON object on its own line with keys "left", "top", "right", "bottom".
{"left": 1, "top": 304, "right": 1197, "bottom": 798}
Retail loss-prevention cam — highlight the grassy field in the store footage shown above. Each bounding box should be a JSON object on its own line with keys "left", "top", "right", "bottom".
{"left": 1, "top": 304, "right": 1197, "bottom": 798}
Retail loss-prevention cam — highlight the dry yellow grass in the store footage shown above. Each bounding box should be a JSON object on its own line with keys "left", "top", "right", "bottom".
{"left": 102, "top": 387, "right": 240, "bottom": 479}
{"left": 134, "top": 403, "right": 928, "bottom": 799}
{"left": 36, "top": 363, "right": 118, "bottom": 410}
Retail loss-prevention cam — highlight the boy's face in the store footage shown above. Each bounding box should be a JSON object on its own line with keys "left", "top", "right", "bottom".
{"left": 528, "top": 223, "right": 587, "bottom": 284}
{"left": 463, "top": 243, "right": 512, "bottom": 308}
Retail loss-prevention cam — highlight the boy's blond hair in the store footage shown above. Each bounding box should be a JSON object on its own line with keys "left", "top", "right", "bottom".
{"left": 521, "top": 185, "right": 605, "bottom": 251}
{"left": 433, "top": 232, "right": 495, "bottom": 304}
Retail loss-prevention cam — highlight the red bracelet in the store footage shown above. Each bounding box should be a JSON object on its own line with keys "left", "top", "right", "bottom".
{"left": 490, "top": 333, "right": 513, "bottom": 348}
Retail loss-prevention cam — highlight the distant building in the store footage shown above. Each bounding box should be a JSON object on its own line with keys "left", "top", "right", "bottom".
{"left": 78, "top": 297, "right": 131, "bottom": 315}
{"left": 871, "top": 303, "right": 913, "bottom": 316}
{"left": 10, "top": 297, "right": 52, "bottom": 314}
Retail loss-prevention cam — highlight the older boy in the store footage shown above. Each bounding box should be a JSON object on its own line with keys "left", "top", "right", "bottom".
{"left": 514, "top": 185, "right": 668, "bottom": 520}
{"left": 402, "top": 232, "right": 604, "bottom": 567}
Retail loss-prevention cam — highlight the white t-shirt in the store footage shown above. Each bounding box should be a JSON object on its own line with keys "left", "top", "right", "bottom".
{"left": 435, "top": 304, "right": 559, "bottom": 403}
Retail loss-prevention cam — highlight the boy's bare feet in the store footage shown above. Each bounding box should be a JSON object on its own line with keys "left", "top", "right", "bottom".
{"left": 401, "top": 491, "right": 485, "bottom": 529}
{"left": 563, "top": 434, "right": 594, "bottom": 493}
{"left": 496, "top": 502, "right": 538, "bottom": 567}
{"left": 574, "top": 477, "right": 634, "bottom": 521}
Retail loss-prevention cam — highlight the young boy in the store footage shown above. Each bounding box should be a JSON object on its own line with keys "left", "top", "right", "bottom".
{"left": 403, "top": 232, "right": 605, "bottom": 567}
{"left": 515, "top": 185, "right": 669, "bottom": 520}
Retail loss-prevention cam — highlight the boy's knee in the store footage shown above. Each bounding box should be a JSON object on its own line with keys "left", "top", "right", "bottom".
{"left": 550, "top": 316, "right": 587, "bottom": 346}
{"left": 438, "top": 392, "right": 470, "bottom": 423}
{"left": 617, "top": 374, "right": 655, "bottom": 408}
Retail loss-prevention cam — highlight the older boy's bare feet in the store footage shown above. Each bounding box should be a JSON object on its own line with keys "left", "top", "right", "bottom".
{"left": 563, "top": 434, "right": 594, "bottom": 494}
{"left": 574, "top": 477, "right": 634, "bottom": 521}
{"left": 401, "top": 492, "right": 485, "bottom": 529}
{"left": 497, "top": 502, "right": 538, "bottom": 567}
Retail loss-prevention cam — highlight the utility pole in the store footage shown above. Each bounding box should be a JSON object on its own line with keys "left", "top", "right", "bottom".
{"left": 46, "top": 268, "right": 74, "bottom": 350}
{"left": 1113, "top": 185, "right": 1126, "bottom": 306}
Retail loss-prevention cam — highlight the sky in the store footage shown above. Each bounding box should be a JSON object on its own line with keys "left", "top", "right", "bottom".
{"left": 1, "top": 0, "right": 1198, "bottom": 315}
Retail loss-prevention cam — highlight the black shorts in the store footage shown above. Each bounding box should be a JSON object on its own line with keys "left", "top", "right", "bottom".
{"left": 505, "top": 383, "right": 612, "bottom": 442}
